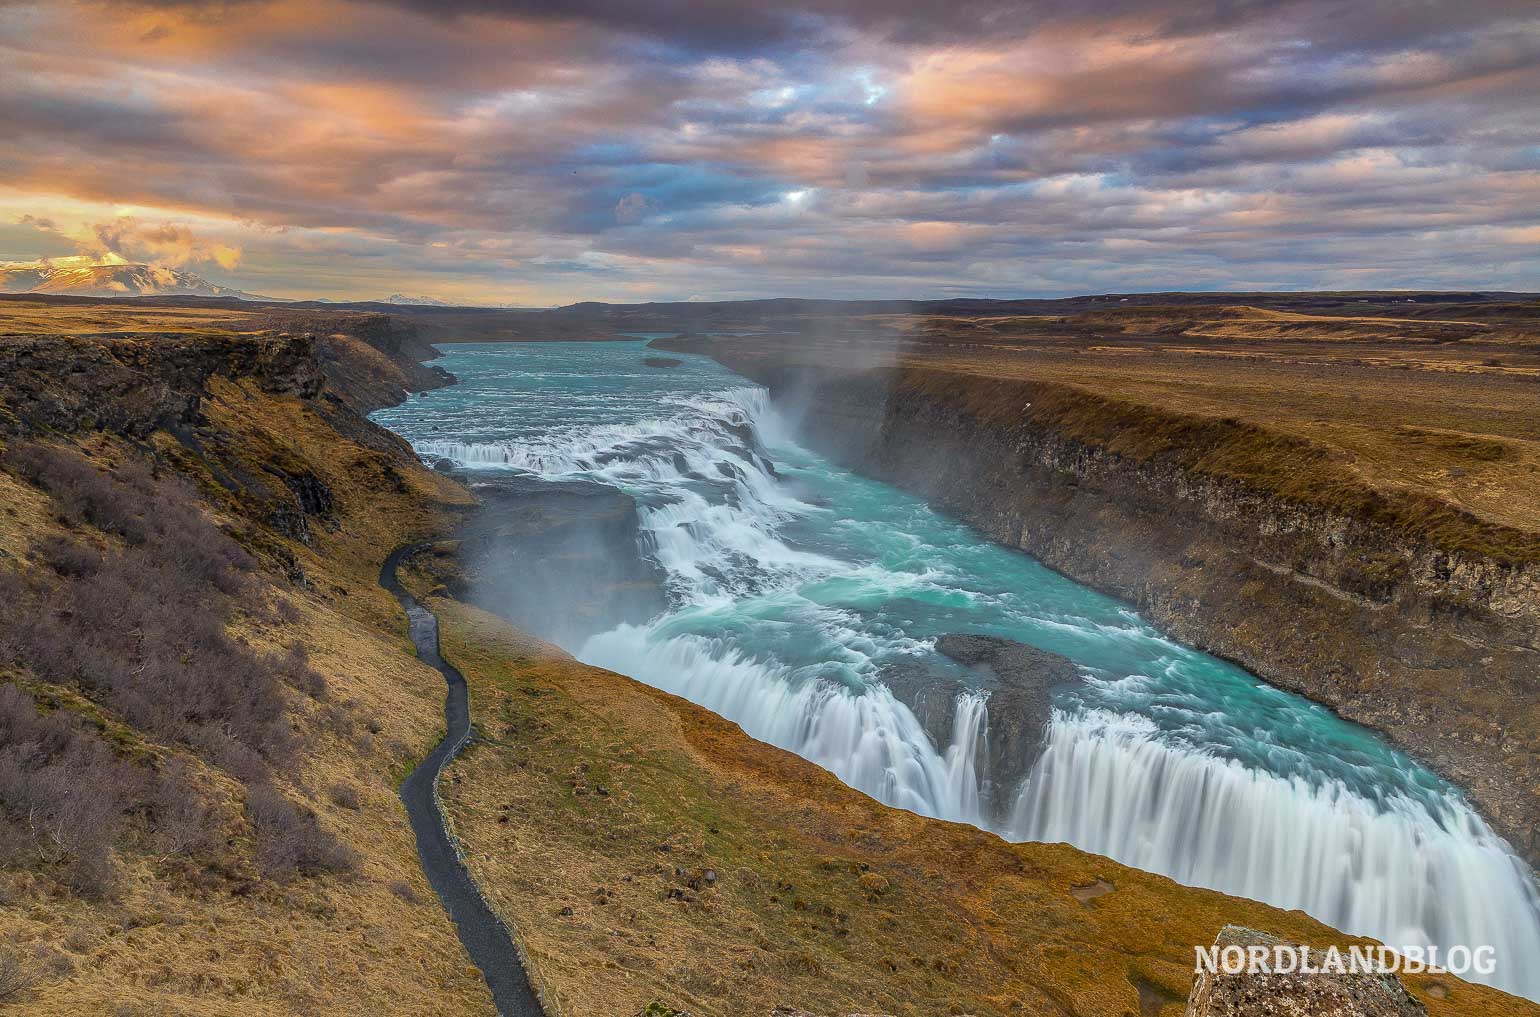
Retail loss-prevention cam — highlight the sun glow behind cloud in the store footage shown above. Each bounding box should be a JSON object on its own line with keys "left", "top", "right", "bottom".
{"left": 0, "top": 0, "right": 1536, "bottom": 302}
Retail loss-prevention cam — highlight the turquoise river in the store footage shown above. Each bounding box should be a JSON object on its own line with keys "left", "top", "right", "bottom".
{"left": 373, "top": 339, "right": 1540, "bottom": 1000}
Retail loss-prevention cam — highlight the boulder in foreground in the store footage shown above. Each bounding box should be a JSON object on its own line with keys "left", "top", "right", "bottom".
{"left": 1186, "top": 926, "right": 1426, "bottom": 1016}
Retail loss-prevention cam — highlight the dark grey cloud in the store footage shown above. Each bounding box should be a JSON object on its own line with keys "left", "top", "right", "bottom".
{"left": 371, "top": 0, "right": 1540, "bottom": 57}
{"left": 1, "top": 0, "right": 1535, "bottom": 300}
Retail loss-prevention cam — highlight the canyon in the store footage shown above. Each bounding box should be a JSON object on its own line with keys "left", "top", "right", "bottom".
{"left": 654, "top": 304, "right": 1540, "bottom": 871}
{"left": 1, "top": 293, "right": 1536, "bottom": 1015}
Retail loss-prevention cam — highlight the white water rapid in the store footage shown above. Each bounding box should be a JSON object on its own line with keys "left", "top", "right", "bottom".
{"left": 377, "top": 341, "right": 1540, "bottom": 999}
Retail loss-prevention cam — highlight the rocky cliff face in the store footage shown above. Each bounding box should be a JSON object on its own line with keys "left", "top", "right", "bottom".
{"left": 0, "top": 325, "right": 431, "bottom": 576}
{"left": 437, "top": 473, "right": 669, "bottom": 648}
{"left": 293, "top": 313, "right": 456, "bottom": 413}
{"left": 676, "top": 349, "right": 1540, "bottom": 868}
{"left": 0, "top": 332, "right": 322, "bottom": 438}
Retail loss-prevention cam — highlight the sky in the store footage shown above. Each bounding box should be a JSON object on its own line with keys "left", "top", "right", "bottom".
{"left": 1, "top": 0, "right": 1537, "bottom": 304}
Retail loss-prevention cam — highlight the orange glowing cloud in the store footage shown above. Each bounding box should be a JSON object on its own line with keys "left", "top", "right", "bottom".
{"left": 0, "top": 0, "right": 1533, "bottom": 301}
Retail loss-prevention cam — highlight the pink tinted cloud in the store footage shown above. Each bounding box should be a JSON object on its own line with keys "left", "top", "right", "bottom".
{"left": 0, "top": 0, "right": 1534, "bottom": 299}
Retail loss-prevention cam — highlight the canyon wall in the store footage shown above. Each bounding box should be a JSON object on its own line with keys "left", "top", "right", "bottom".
{"left": 671, "top": 345, "right": 1540, "bottom": 867}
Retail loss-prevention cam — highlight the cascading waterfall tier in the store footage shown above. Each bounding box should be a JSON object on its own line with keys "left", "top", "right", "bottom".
{"left": 373, "top": 340, "right": 1540, "bottom": 1000}
{"left": 581, "top": 629, "right": 988, "bottom": 825}
{"left": 1009, "top": 710, "right": 1540, "bottom": 985}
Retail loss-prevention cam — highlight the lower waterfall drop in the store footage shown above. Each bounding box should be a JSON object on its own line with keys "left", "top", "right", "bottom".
{"left": 372, "top": 339, "right": 1540, "bottom": 1000}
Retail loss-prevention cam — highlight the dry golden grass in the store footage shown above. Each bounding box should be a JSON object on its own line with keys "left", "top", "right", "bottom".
{"left": 0, "top": 466, "right": 55, "bottom": 559}
{"left": 0, "top": 365, "right": 488, "bottom": 1015}
{"left": 1065, "top": 304, "right": 1499, "bottom": 343}
{"left": 0, "top": 299, "right": 260, "bottom": 337}
{"left": 915, "top": 354, "right": 1540, "bottom": 541}
{"left": 420, "top": 595, "right": 1533, "bottom": 1017}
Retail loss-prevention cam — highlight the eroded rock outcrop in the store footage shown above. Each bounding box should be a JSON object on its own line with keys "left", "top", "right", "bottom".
{"left": 0, "top": 332, "right": 322, "bottom": 438}
{"left": 883, "top": 633, "right": 1080, "bottom": 822}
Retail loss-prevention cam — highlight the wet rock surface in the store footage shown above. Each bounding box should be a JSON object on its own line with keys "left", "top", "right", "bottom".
{"left": 1185, "top": 927, "right": 1427, "bottom": 1016}
{"left": 883, "top": 633, "right": 1081, "bottom": 822}
{"left": 644, "top": 356, "right": 684, "bottom": 368}
{"left": 451, "top": 472, "right": 668, "bottom": 648}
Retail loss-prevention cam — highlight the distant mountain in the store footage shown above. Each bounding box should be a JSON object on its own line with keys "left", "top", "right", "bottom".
{"left": 0, "top": 262, "right": 275, "bottom": 301}
{"left": 383, "top": 292, "right": 452, "bottom": 306}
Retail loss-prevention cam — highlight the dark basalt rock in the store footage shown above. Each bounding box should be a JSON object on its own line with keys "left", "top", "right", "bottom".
{"left": 0, "top": 332, "right": 323, "bottom": 438}
{"left": 264, "top": 466, "right": 339, "bottom": 545}
{"left": 452, "top": 474, "right": 668, "bottom": 649}
{"left": 884, "top": 633, "right": 1082, "bottom": 823}
{"left": 644, "top": 356, "right": 684, "bottom": 369}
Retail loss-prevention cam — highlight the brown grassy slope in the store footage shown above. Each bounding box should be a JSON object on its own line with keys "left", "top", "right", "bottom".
{"left": 409, "top": 590, "right": 1529, "bottom": 1017}
{"left": 0, "top": 341, "right": 488, "bottom": 1014}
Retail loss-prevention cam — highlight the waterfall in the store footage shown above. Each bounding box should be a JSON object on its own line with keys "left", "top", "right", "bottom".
{"left": 580, "top": 627, "right": 989, "bottom": 825}
{"left": 1005, "top": 711, "right": 1540, "bottom": 999}
{"left": 389, "top": 345, "right": 1540, "bottom": 1002}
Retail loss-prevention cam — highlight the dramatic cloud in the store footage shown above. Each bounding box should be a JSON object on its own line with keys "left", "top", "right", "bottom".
{"left": 0, "top": 0, "right": 1535, "bottom": 300}
{"left": 86, "top": 218, "right": 242, "bottom": 269}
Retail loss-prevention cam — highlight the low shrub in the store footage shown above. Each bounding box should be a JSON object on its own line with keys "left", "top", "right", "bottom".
{"left": 0, "top": 442, "right": 358, "bottom": 889}
{"left": 32, "top": 532, "right": 103, "bottom": 578}
{"left": 0, "top": 685, "right": 139, "bottom": 897}
{"left": 0, "top": 444, "right": 317, "bottom": 781}
{"left": 387, "top": 878, "right": 420, "bottom": 904}
{"left": 277, "top": 642, "right": 328, "bottom": 701}
{"left": 245, "top": 784, "right": 358, "bottom": 880}
{"left": 144, "top": 758, "right": 218, "bottom": 860}
{"left": 0, "top": 945, "right": 36, "bottom": 1004}
{"left": 273, "top": 597, "right": 302, "bottom": 624}
{"left": 3, "top": 444, "right": 253, "bottom": 585}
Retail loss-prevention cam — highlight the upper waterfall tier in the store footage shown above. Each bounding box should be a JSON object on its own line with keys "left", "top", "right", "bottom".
{"left": 374, "top": 340, "right": 1540, "bottom": 1001}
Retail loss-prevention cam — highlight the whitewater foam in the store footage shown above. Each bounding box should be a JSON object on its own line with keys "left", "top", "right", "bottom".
{"left": 1009, "top": 710, "right": 1540, "bottom": 994}
{"left": 383, "top": 343, "right": 1540, "bottom": 1000}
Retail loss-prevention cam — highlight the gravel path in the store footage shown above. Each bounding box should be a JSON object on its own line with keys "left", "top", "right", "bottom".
{"left": 382, "top": 543, "right": 545, "bottom": 1017}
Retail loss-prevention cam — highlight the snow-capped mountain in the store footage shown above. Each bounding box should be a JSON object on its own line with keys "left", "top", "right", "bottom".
{"left": 382, "top": 292, "right": 452, "bottom": 306}
{"left": 0, "top": 262, "right": 274, "bottom": 301}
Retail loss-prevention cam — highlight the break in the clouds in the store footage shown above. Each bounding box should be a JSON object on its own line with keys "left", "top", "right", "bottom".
{"left": 1, "top": 0, "right": 1536, "bottom": 302}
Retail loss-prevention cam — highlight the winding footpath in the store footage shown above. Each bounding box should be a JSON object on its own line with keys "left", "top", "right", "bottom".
{"left": 381, "top": 544, "right": 545, "bottom": 1017}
